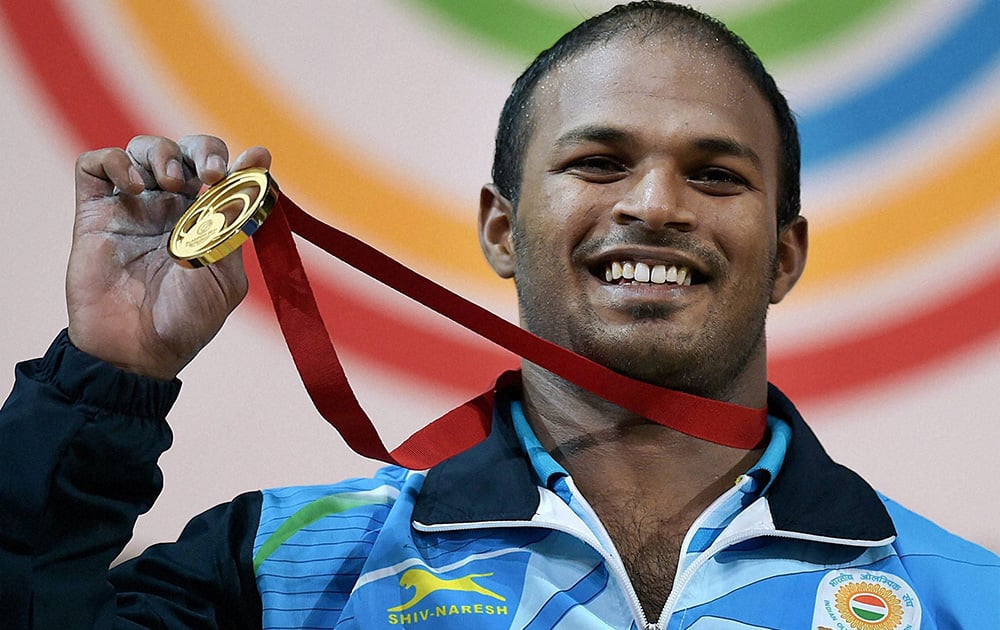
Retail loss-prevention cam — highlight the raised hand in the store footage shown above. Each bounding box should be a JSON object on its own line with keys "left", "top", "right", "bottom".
{"left": 67, "top": 135, "right": 271, "bottom": 380}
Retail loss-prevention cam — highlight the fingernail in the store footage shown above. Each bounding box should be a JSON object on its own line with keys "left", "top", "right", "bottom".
{"left": 208, "top": 155, "right": 226, "bottom": 173}
{"left": 128, "top": 166, "right": 144, "bottom": 188}
{"left": 166, "top": 159, "right": 183, "bottom": 180}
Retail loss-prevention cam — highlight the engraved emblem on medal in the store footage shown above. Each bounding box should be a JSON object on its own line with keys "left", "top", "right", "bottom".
{"left": 169, "top": 167, "right": 278, "bottom": 267}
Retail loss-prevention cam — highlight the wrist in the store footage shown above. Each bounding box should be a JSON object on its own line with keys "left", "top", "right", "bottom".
{"left": 30, "top": 330, "right": 182, "bottom": 416}
{"left": 66, "top": 327, "right": 185, "bottom": 382}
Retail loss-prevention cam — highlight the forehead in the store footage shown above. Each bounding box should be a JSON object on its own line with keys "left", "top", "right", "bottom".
{"left": 528, "top": 35, "right": 779, "bottom": 162}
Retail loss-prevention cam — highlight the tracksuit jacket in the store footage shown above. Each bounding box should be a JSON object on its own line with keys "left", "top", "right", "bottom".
{"left": 1, "top": 331, "right": 998, "bottom": 628}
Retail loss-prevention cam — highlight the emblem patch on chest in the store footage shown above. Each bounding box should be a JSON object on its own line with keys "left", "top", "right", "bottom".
{"left": 812, "top": 569, "right": 920, "bottom": 630}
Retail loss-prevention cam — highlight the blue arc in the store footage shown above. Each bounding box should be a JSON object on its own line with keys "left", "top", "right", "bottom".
{"left": 798, "top": 0, "right": 1000, "bottom": 169}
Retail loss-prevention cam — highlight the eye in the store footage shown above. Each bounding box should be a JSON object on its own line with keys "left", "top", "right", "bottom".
{"left": 562, "top": 156, "right": 629, "bottom": 182}
{"left": 688, "top": 167, "right": 749, "bottom": 195}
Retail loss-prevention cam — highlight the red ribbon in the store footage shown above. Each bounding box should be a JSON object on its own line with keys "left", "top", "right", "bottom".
{"left": 251, "top": 194, "right": 767, "bottom": 469}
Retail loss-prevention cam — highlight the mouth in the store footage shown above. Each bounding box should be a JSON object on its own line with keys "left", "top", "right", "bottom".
{"left": 600, "top": 260, "right": 693, "bottom": 286}
{"left": 590, "top": 257, "right": 708, "bottom": 287}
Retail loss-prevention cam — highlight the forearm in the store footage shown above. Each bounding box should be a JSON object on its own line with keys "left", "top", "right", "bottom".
{"left": 0, "top": 330, "right": 177, "bottom": 627}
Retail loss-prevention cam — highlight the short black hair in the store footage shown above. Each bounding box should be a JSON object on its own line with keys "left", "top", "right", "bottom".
{"left": 491, "top": 1, "right": 801, "bottom": 229}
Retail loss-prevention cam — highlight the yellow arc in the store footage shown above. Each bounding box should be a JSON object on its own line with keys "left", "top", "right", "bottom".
{"left": 806, "top": 120, "right": 1000, "bottom": 292}
{"left": 114, "top": 0, "right": 491, "bottom": 281}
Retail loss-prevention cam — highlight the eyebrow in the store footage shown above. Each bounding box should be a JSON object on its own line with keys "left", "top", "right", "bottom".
{"left": 693, "top": 137, "right": 763, "bottom": 170}
{"left": 552, "top": 125, "right": 632, "bottom": 151}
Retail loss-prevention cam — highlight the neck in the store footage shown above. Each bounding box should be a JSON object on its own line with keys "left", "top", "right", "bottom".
{"left": 519, "top": 362, "right": 767, "bottom": 513}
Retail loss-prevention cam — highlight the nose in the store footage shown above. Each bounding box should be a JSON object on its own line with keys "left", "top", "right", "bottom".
{"left": 611, "top": 167, "right": 697, "bottom": 231}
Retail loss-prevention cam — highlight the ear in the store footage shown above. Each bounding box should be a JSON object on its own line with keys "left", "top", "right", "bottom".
{"left": 770, "top": 216, "right": 808, "bottom": 304}
{"left": 479, "top": 184, "right": 516, "bottom": 279}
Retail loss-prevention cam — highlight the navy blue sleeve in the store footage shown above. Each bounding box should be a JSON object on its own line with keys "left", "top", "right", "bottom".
{"left": 0, "top": 331, "right": 263, "bottom": 628}
{"left": 110, "top": 491, "right": 264, "bottom": 629}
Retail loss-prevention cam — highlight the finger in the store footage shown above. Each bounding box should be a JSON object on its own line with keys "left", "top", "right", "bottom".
{"left": 76, "top": 148, "right": 145, "bottom": 202}
{"left": 177, "top": 134, "right": 230, "bottom": 190}
{"left": 125, "top": 135, "right": 187, "bottom": 193}
{"left": 231, "top": 146, "right": 272, "bottom": 172}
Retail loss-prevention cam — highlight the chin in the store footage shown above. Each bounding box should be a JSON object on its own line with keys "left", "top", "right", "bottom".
{"left": 575, "top": 327, "right": 760, "bottom": 402}
{"left": 581, "top": 339, "right": 694, "bottom": 387}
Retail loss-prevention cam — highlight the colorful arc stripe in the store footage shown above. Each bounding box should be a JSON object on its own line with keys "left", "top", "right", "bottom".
{"left": 415, "top": 0, "right": 906, "bottom": 63}
{"left": 0, "top": 0, "right": 516, "bottom": 396}
{"left": 2, "top": 0, "right": 998, "bottom": 404}
{"left": 114, "top": 0, "right": 488, "bottom": 281}
{"left": 799, "top": 0, "right": 1000, "bottom": 167}
{"left": 107, "top": 0, "right": 1000, "bottom": 294}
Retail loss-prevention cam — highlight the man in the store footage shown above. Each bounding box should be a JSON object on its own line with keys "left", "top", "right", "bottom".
{"left": 1, "top": 2, "right": 997, "bottom": 628}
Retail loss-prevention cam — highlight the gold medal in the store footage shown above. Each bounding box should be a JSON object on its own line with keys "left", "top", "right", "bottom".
{"left": 168, "top": 167, "right": 278, "bottom": 267}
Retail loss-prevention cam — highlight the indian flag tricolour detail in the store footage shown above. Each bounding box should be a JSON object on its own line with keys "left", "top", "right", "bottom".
{"left": 849, "top": 593, "right": 889, "bottom": 622}
{"left": 812, "top": 570, "right": 920, "bottom": 630}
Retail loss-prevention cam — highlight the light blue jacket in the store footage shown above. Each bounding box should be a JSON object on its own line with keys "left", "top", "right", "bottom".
{"left": 253, "top": 386, "right": 1000, "bottom": 629}
{"left": 3, "top": 334, "right": 996, "bottom": 627}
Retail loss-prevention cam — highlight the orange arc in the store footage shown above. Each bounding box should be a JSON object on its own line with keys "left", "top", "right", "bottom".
{"left": 113, "top": 0, "right": 490, "bottom": 279}
{"left": 803, "top": 117, "right": 1000, "bottom": 291}
{"left": 116, "top": 0, "right": 1000, "bottom": 292}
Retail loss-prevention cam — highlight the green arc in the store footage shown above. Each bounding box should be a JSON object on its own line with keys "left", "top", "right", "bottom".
{"left": 413, "top": 0, "right": 901, "bottom": 63}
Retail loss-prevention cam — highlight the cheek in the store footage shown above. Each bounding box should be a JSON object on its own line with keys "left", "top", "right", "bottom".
{"left": 698, "top": 199, "right": 775, "bottom": 264}
{"left": 525, "top": 188, "right": 605, "bottom": 250}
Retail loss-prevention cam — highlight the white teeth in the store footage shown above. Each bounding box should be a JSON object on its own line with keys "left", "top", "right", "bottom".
{"left": 650, "top": 264, "right": 666, "bottom": 284}
{"left": 602, "top": 261, "right": 694, "bottom": 286}
{"left": 634, "top": 262, "right": 650, "bottom": 282}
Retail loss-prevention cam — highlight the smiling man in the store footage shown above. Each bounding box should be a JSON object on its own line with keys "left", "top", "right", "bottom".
{"left": 476, "top": 20, "right": 807, "bottom": 617}
{"left": 1, "top": 2, "right": 998, "bottom": 629}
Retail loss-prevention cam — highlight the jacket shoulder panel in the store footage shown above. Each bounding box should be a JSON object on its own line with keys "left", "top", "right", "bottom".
{"left": 254, "top": 466, "right": 420, "bottom": 628}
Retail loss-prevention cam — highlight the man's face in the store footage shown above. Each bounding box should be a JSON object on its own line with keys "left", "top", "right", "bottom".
{"left": 486, "top": 36, "right": 802, "bottom": 401}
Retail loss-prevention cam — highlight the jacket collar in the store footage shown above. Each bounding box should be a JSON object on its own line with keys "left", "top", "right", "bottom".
{"left": 765, "top": 383, "right": 896, "bottom": 542}
{"left": 412, "top": 386, "right": 540, "bottom": 525}
{"left": 413, "top": 383, "right": 896, "bottom": 544}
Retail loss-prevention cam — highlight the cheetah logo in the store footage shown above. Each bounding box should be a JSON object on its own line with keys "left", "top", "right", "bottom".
{"left": 387, "top": 568, "right": 506, "bottom": 612}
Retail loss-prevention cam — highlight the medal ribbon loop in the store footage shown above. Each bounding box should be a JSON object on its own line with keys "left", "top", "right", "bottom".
{"left": 248, "top": 190, "right": 767, "bottom": 469}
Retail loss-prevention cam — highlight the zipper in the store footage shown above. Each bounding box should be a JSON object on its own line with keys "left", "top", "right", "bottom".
{"left": 563, "top": 478, "right": 653, "bottom": 629}
{"left": 658, "top": 527, "right": 782, "bottom": 625}
{"left": 415, "top": 482, "right": 768, "bottom": 629}
{"left": 650, "top": 479, "right": 752, "bottom": 628}
{"left": 418, "top": 487, "right": 890, "bottom": 629}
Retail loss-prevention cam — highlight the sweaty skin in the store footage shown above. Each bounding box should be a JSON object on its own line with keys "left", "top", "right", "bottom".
{"left": 478, "top": 34, "right": 807, "bottom": 617}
